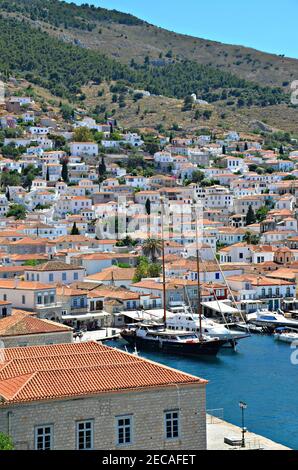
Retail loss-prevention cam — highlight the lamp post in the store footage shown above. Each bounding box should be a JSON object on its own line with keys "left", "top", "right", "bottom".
{"left": 239, "top": 401, "right": 247, "bottom": 448}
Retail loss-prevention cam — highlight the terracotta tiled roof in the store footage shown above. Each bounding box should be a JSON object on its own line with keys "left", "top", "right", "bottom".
{"left": 0, "top": 280, "right": 55, "bottom": 290}
{"left": 25, "top": 261, "right": 84, "bottom": 272}
{"left": 86, "top": 267, "right": 136, "bottom": 282}
{"left": 0, "top": 312, "right": 72, "bottom": 337}
{"left": 0, "top": 342, "right": 206, "bottom": 404}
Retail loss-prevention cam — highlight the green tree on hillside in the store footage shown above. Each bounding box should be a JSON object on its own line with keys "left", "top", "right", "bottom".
{"left": 256, "top": 206, "right": 270, "bottom": 222}
{"left": 70, "top": 222, "right": 80, "bottom": 235}
{"left": 61, "top": 159, "right": 69, "bottom": 183}
{"left": 6, "top": 204, "right": 27, "bottom": 220}
{"left": 73, "top": 127, "right": 94, "bottom": 142}
{"left": 246, "top": 205, "right": 256, "bottom": 225}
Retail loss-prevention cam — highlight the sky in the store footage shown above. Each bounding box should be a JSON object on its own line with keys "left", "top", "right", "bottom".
{"left": 73, "top": 0, "right": 298, "bottom": 59}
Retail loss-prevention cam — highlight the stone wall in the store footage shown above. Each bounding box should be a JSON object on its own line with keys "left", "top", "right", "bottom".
{"left": 0, "top": 331, "right": 73, "bottom": 348}
{"left": 0, "top": 384, "right": 206, "bottom": 450}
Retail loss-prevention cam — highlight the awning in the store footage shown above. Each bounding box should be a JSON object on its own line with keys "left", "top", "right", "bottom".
{"left": 62, "top": 312, "right": 110, "bottom": 321}
{"left": 201, "top": 301, "right": 239, "bottom": 315}
{"left": 116, "top": 309, "right": 166, "bottom": 321}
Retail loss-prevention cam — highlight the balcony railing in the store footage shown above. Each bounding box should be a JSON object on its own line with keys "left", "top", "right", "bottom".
{"left": 36, "top": 302, "right": 63, "bottom": 309}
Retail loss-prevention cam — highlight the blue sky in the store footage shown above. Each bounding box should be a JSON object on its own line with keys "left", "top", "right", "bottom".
{"left": 73, "top": 0, "right": 298, "bottom": 58}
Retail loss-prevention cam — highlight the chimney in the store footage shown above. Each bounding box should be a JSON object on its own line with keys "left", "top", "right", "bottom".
{"left": 14, "top": 276, "right": 20, "bottom": 288}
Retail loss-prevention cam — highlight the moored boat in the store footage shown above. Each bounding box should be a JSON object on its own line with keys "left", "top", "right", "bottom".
{"left": 121, "top": 323, "right": 226, "bottom": 357}
{"left": 166, "top": 304, "right": 249, "bottom": 345}
{"left": 247, "top": 309, "right": 298, "bottom": 332}
{"left": 274, "top": 327, "right": 298, "bottom": 344}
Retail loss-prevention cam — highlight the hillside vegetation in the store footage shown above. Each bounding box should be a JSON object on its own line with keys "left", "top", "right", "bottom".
{"left": 0, "top": 16, "right": 287, "bottom": 109}
{"left": 0, "top": 0, "right": 297, "bottom": 133}
{"left": 1, "top": 0, "right": 298, "bottom": 90}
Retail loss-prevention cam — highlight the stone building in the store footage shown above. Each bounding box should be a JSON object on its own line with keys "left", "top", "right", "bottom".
{"left": 0, "top": 341, "right": 207, "bottom": 450}
{"left": 0, "top": 311, "right": 73, "bottom": 347}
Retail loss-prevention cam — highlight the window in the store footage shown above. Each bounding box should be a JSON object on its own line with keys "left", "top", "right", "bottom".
{"left": 76, "top": 420, "right": 93, "bottom": 450}
{"left": 3, "top": 294, "right": 6, "bottom": 301}
{"left": 116, "top": 415, "right": 132, "bottom": 446}
{"left": 165, "top": 410, "right": 179, "bottom": 440}
{"left": 286, "top": 287, "right": 291, "bottom": 297}
{"left": 34, "top": 425, "right": 53, "bottom": 450}
{"left": 37, "top": 294, "right": 42, "bottom": 305}
{"left": 62, "top": 272, "right": 67, "bottom": 282}
{"left": 74, "top": 272, "right": 78, "bottom": 280}
{"left": 215, "top": 273, "right": 220, "bottom": 280}
{"left": 22, "top": 295, "right": 26, "bottom": 305}
{"left": 49, "top": 273, "right": 54, "bottom": 282}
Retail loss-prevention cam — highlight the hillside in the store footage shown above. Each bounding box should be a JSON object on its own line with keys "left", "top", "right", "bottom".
{"left": 0, "top": 0, "right": 297, "bottom": 133}
{"left": 1, "top": 0, "right": 298, "bottom": 89}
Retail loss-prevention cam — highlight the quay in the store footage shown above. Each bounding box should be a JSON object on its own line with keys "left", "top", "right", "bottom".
{"left": 207, "top": 414, "right": 290, "bottom": 450}
{"left": 75, "top": 328, "right": 121, "bottom": 342}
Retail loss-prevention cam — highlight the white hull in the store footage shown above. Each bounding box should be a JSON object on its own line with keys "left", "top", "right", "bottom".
{"left": 274, "top": 333, "right": 298, "bottom": 344}
{"left": 166, "top": 308, "right": 249, "bottom": 344}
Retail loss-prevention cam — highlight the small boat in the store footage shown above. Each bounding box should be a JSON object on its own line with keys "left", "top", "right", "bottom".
{"left": 235, "top": 322, "right": 264, "bottom": 334}
{"left": 246, "top": 309, "right": 298, "bottom": 332}
{"left": 121, "top": 323, "right": 226, "bottom": 357}
{"left": 274, "top": 327, "right": 298, "bottom": 344}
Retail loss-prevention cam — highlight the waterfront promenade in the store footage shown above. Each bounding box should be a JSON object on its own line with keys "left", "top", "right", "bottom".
{"left": 207, "top": 415, "right": 290, "bottom": 450}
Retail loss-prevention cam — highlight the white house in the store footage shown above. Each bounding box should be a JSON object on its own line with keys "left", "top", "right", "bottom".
{"left": 25, "top": 261, "right": 85, "bottom": 285}
{"left": 70, "top": 142, "right": 98, "bottom": 157}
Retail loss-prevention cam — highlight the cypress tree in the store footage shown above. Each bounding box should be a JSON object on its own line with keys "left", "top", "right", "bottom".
{"left": 62, "top": 159, "right": 69, "bottom": 183}
{"left": 145, "top": 198, "right": 151, "bottom": 215}
{"left": 70, "top": 222, "right": 80, "bottom": 235}
{"left": 246, "top": 205, "right": 256, "bottom": 226}
{"left": 98, "top": 155, "right": 106, "bottom": 181}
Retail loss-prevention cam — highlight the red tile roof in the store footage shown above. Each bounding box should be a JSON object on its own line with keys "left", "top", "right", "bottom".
{"left": 0, "top": 342, "right": 206, "bottom": 404}
{"left": 0, "top": 312, "right": 72, "bottom": 337}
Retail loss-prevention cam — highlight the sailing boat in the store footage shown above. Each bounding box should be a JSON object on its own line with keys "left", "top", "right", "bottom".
{"left": 121, "top": 199, "right": 226, "bottom": 357}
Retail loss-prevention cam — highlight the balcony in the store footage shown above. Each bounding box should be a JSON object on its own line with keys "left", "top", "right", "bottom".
{"left": 71, "top": 305, "right": 88, "bottom": 314}
{"left": 36, "top": 302, "right": 63, "bottom": 309}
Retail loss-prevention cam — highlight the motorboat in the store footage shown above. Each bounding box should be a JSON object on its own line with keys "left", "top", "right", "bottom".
{"left": 166, "top": 304, "right": 250, "bottom": 345}
{"left": 234, "top": 322, "right": 264, "bottom": 334}
{"left": 246, "top": 309, "right": 298, "bottom": 332}
{"left": 274, "top": 327, "right": 298, "bottom": 344}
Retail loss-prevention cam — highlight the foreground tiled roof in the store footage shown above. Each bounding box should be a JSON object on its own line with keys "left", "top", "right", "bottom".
{"left": 0, "top": 342, "right": 206, "bottom": 404}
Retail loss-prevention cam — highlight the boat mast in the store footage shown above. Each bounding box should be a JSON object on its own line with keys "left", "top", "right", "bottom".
{"left": 194, "top": 203, "right": 203, "bottom": 342}
{"left": 160, "top": 197, "right": 167, "bottom": 324}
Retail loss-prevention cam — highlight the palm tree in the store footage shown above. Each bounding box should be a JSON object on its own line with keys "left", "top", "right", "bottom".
{"left": 142, "top": 238, "right": 162, "bottom": 263}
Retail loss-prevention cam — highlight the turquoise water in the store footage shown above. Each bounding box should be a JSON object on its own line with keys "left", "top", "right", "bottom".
{"left": 107, "top": 335, "right": 298, "bottom": 449}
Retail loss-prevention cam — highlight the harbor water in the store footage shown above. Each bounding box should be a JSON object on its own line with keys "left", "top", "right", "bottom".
{"left": 107, "top": 335, "right": 298, "bottom": 449}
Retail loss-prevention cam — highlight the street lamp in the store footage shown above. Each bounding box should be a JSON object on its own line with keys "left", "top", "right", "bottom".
{"left": 239, "top": 401, "right": 247, "bottom": 448}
